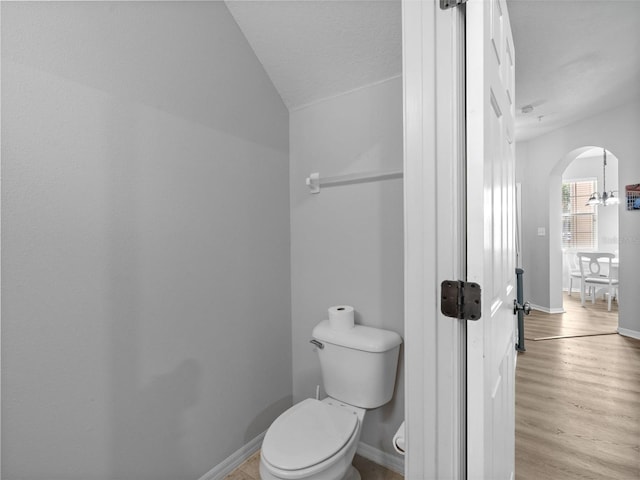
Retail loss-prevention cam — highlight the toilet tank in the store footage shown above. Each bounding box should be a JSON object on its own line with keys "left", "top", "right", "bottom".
{"left": 312, "top": 320, "right": 402, "bottom": 409}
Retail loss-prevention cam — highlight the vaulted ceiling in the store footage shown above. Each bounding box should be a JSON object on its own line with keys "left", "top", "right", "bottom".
{"left": 226, "top": 0, "right": 401, "bottom": 110}
{"left": 226, "top": 0, "right": 640, "bottom": 141}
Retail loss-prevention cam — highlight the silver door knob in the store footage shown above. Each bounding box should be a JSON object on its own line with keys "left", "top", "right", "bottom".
{"left": 513, "top": 299, "right": 531, "bottom": 315}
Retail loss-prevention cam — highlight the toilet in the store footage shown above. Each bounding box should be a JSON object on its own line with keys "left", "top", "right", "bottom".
{"left": 260, "top": 319, "right": 402, "bottom": 480}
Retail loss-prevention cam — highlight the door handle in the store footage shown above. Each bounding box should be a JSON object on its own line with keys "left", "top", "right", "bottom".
{"left": 513, "top": 299, "right": 531, "bottom": 315}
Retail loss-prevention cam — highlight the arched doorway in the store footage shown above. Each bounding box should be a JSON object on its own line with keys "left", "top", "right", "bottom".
{"left": 551, "top": 146, "right": 620, "bottom": 319}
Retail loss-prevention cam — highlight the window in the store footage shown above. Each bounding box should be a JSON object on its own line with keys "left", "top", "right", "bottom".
{"left": 562, "top": 179, "right": 597, "bottom": 249}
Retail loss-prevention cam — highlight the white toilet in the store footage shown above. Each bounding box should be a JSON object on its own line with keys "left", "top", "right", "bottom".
{"left": 259, "top": 319, "right": 402, "bottom": 480}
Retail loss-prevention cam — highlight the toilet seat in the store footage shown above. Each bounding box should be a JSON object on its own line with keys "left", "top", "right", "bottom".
{"left": 262, "top": 398, "right": 359, "bottom": 471}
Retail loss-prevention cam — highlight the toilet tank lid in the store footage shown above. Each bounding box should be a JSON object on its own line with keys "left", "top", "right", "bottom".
{"left": 312, "top": 320, "right": 402, "bottom": 353}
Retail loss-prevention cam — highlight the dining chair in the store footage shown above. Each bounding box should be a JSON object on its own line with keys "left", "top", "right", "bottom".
{"left": 577, "top": 252, "right": 619, "bottom": 311}
{"left": 567, "top": 253, "right": 583, "bottom": 296}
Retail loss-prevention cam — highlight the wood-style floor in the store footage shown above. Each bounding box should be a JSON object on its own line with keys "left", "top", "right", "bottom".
{"left": 225, "top": 451, "right": 403, "bottom": 480}
{"left": 524, "top": 290, "right": 618, "bottom": 340}
{"left": 516, "top": 293, "right": 640, "bottom": 479}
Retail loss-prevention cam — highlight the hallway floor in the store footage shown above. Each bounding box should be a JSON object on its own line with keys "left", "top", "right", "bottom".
{"left": 515, "top": 294, "right": 639, "bottom": 479}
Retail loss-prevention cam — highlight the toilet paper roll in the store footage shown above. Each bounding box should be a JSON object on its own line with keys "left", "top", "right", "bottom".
{"left": 392, "top": 421, "right": 406, "bottom": 455}
{"left": 328, "top": 305, "right": 355, "bottom": 330}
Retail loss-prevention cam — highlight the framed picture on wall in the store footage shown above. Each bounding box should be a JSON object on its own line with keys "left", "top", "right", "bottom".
{"left": 626, "top": 184, "right": 640, "bottom": 210}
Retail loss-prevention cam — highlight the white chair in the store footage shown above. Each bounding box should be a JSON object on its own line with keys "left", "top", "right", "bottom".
{"left": 567, "top": 254, "right": 583, "bottom": 296}
{"left": 577, "top": 252, "right": 619, "bottom": 311}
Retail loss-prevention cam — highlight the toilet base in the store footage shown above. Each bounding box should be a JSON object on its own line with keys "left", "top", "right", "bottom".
{"left": 343, "top": 466, "right": 361, "bottom": 480}
{"left": 259, "top": 462, "right": 361, "bottom": 480}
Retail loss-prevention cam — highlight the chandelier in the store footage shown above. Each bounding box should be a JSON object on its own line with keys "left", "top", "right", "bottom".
{"left": 585, "top": 148, "right": 620, "bottom": 207}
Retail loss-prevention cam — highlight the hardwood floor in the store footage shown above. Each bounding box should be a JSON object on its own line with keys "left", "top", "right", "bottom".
{"left": 225, "top": 451, "right": 403, "bottom": 480}
{"left": 516, "top": 294, "right": 640, "bottom": 479}
{"left": 523, "top": 292, "right": 618, "bottom": 341}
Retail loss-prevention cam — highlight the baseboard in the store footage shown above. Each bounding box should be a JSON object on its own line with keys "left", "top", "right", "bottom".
{"left": 198, "top": 431, "right": 265, "bottom": 480}
{"left": 530, "top": 303, "right": 565, "bottom": 314}
{"left": 357, "top": 441, "right": 405, "bottom": 475}
{"left": 617, "top": 328, "right": 640, "bottom": 340}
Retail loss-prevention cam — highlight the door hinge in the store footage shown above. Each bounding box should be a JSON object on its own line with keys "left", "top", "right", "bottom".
{"left": 440, "top": 0, "right": 468, "bottom": 10}
{"left": 441, "top": 280, "right": 482, "bottom": 320}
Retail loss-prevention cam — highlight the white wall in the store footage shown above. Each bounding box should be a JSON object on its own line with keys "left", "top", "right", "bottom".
{"left": 518, "top": 100, "right": 640, "bottom": 334}
{"left": 1, "top": 2, "right": 291, "bottom": 479}
{"left": 290, "top": 77, "right": 404, "bottom": 457}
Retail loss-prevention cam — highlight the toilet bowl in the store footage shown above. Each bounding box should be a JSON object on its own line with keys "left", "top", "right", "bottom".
{"left": 259, "top": 398, "right": 365, "bottom": 480}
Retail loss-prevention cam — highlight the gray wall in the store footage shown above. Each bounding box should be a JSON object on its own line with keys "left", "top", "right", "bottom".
{"left": 290, "top": 77, "right": 405, "bottom": 457}
{"left": 517, "top": 100, "right": 640, "bottom": 334}
{"left": 1, "top": 2, "right": 291, "bottom": 479}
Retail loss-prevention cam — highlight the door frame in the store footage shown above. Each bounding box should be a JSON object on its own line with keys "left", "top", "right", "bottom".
{"left": 403, "top": 1, "right": 466, "bottom": 478}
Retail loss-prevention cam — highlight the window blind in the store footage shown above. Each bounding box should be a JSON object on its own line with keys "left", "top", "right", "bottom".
{"left": 562, "top": 180, "right": 597, "bottom": 249}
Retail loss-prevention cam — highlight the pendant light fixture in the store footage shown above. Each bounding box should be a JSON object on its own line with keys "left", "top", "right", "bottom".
{"left": 585, "top": 148, "right": 620, "bottom": 207}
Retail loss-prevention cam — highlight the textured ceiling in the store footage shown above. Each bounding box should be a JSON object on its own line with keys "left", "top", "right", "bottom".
{"left": 226, "top": 0, "right": 640, "bottom": 140}
{"left": 225, "top": 0, "right": 401, "bottom": 110}
{"left": 509, "top": 0, "right": 640, "bottom": 141}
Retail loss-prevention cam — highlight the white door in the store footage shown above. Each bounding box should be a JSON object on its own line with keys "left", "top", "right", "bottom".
{"left": 466, "top": 0, "right": 517, "bottom": 478}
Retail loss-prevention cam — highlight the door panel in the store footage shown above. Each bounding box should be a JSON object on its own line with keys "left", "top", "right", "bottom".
{"left": 466, "top": 0, "right": 516, "bottom": 478}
